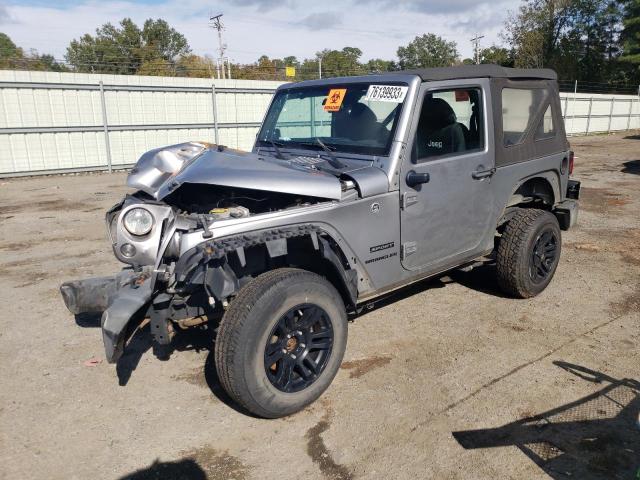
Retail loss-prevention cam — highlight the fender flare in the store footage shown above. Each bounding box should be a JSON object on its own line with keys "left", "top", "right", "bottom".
{"left": 510, "top": 171, "right": 560, "bottom": 206}
{"left": 317, "top": 236, "right": 358, "bottom": 307}
{"left": 173, "top": 224, "right": 359, "bottom": 308}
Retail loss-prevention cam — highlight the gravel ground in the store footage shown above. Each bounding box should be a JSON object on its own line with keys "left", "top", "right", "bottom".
{"left": 0, "top": 133, "right": 639, "bottom": 480}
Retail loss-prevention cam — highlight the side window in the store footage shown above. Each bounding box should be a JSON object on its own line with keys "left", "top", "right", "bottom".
{"left": 534, "top": 104, "right": 555, "bottom": 140}
{"left": 414, "top": 88, "right": 483, "bottom": 160}
{"left": 502, "top": 88, "right": 550, "bottom": 146}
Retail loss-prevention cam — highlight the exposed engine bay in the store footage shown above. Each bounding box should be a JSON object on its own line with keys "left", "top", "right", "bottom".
{"left": 162, "top": 184, "right": 325, "bottom": 216}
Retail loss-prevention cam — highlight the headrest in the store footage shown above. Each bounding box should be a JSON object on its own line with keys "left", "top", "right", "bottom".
{"left": 420, "top": 98, "right": 457, "bottom": 130}
{"left": 346, "top": 102, "right": 377, "bottom": 123}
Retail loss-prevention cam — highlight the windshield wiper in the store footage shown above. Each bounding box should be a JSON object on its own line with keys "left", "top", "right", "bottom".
{"left": 269, "top": 140, "right": 288, "bottom": 160}
{"left": 260, "top": 139, "right": 287, "bottom": 160}
{"left": 315, "top": 138, "right": 346, "bottom": 169}
{"left": 298, "top": 138, "right": 345, "bottom": 169}
{"left": 262, "top": 138, "right": 345, "bottom": 169}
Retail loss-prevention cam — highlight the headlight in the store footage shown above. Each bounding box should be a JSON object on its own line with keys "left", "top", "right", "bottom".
{"left": 123, "top": 208, "right": 154, "bottom": 236}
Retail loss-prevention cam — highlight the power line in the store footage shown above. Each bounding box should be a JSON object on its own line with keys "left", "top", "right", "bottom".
{"left": 209, "top": 13, "right": 231, "bottom": 80}
{"left": 3, "top": 50, "right": 639, "bottom": 93}
{"left": 470, "top": 34, "right": 484, "bottom": 64}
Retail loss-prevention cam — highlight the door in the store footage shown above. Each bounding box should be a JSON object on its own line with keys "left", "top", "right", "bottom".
{"left": 400, "top": 82, "right": 495, "bottom": 271}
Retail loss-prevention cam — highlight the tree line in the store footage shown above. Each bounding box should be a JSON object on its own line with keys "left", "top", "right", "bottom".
{"left": 1, "top": 0, "right": 640, "bottom": 86}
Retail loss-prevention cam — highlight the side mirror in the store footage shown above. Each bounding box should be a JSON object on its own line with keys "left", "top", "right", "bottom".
{"left": 406, "top": 170, "right": 430, "bottom": 188}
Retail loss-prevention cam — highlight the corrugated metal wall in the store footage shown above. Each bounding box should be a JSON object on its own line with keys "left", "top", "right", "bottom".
{"left": 0, "top": 70, "right": 283, "bottom": 176}
{"left": 0, "top": 70, "right": 639, "bottom": 177}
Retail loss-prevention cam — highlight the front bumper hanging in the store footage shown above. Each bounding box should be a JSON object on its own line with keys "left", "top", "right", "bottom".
{"left": 60, "top": 269, "right": 153, "bottom": 363}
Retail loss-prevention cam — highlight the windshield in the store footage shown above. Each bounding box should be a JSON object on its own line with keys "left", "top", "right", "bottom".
{"left": 257, "top": 82, "right": 408, "bottom": 156}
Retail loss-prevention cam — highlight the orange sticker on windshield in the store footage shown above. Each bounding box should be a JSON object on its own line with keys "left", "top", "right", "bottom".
{"left": 324, "top": 89, "right": 347, "bottom": 112}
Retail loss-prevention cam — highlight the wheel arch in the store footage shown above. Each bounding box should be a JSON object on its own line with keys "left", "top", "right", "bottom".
{"left": 174, "top": 225, "right": 359, "bottom": 312}
{"left": 510, "top": 173, "right": 560, "bottom": 209}
{"left": 495, "top": 172, "right": 561, "bottom": 230}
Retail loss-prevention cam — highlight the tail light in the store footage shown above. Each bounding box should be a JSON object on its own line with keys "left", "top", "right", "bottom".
{"left": 569, "top": 150, "right": 574, "bottom": 175}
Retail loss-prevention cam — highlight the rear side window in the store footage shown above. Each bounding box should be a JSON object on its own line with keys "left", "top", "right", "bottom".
{"left": 502, "top": 87, "right": 555, "bottom": 146}
{"left": 502, "top": 88, "right": 534, "bottom": 146}
{"left": 534, "top": 105, "right": 555, "bottom": 140}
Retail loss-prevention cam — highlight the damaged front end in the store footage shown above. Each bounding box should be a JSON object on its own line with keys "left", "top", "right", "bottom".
{"left": 61, "top": 188, "right": 179, "bottom": 363}
{"left": 60, "top": 142, "right": 359, "bottom": 364}
{"left": 61, "top": 269, "right": 153, "bottom": 362}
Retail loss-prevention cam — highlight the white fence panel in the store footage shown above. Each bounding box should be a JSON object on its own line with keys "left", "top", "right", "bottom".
{"left": 1, "top": 70, "right": 640, "bottom": 177}
{"left": 560, "top": 93, "right": 640, "bottom": 135}
{"left": 0, "top": 70, "right": 283, "bottom": 176}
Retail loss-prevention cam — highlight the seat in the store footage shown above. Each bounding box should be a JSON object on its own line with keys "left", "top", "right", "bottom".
{"left": 335, "top": 103, "right": 388, "bottom": 143}
{"left": 458, "top": 122, "right": 472, "bottom": 147}
{"left": 416, "top": 98, "right": 466, "bottom": 158}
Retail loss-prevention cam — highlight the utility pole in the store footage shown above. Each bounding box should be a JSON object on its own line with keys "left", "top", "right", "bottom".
{"left": 318, "top": 56, "right": 322, "bottom": 79}
{"left": 470, "top": 33, "right": 484, "bottom": 65}
{"left": 210, "top": 13, "right": 230, "bottom": 79}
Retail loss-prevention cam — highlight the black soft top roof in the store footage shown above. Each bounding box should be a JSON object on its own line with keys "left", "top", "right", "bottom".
{"left": 396, "top": 64, "right": 557, "bottom": 81}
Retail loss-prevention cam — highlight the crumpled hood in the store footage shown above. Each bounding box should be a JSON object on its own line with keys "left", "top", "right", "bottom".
{"left": 127, "top": 142, "right": 342, "bottom": 201}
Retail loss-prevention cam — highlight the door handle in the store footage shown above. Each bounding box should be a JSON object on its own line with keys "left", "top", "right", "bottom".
{"left": 406, "top": 170, "right": 430, "bottom": 188}
{"left": 472, "top": 167, "right": 496, "bottom": 179}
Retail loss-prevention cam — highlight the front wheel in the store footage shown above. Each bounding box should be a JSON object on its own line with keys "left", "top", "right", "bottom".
{"left": 214, "top": 268, "right": 347, "bottom": 418}
{"left": 496, "top": 208, "right": 562, "bottom": 298}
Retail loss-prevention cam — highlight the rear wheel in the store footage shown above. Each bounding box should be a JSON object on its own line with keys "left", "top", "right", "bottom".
{"left": 496, "top": 208, "right": 562, "bottom": 298}
{"left": 214, "top": 268, "right": 347, "bottom": 418}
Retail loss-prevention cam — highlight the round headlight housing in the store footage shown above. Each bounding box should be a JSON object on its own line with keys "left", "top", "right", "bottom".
{"left": 123, "top": 208, "right": 154, "bottom": 236}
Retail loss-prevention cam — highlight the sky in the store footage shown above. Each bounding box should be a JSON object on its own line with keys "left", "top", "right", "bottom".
{"left": 0, "top": 0, "right": 520, "bottom": 64}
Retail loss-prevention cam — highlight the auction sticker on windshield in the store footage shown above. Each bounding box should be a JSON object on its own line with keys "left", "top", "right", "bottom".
{"left": 364, "top": 85, "right": 408, "bottom": 103}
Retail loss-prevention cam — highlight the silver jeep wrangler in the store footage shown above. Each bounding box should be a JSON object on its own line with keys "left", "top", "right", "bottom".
{"left": 61, "top": 65, "right": 580, "bottom": 418}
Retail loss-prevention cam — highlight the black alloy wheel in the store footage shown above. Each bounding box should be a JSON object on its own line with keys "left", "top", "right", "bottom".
{"left": 496, "top": 208, "right": 562, "bottom": 298}
{"left": 215, "top": 268, "right": 347, "bottom": 418}
{"left": 264, "top": 304, "right": 334, "bottom": 393}
{"left": 529, "top": 230, "right": 559, "bottom": 283}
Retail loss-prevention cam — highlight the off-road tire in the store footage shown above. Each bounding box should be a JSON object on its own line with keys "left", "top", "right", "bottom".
{"left": 214, "top": 268, "right": 347, "bottom": 418}
{"left": 496, "top": 208, "right": 562, "bottom": 298}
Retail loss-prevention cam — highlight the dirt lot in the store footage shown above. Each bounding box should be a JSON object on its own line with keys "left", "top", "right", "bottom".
{"left": 1, "top": 133, "right": 639, "bottom": 480}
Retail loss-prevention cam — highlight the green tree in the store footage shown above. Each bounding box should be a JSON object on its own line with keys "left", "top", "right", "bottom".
{"left": 503, "top": 0, "right": 563, "bottom": 68}
{"left": 66, "top": 19, "right": 142, "bottom": 74}
{"left": 66, "top": 18, "right": 190, "bottom": 74}
{"left": 256, "top": 55, "right": 280, "bottom": 78}
{"left": 176, "top": 54, "right": 216, "bottom": 78}
{"left": 621, "top": 0, "right": 640, "bottom": 64}
{"left": 230, "top": 55, "right": 284, "bottom": 80}
{"left": 0, "top": 32, "right": 21, "bottom": 65}
{"left": 137, "top": 58, "right": 173, "bottom": 76}
{"left": 0, "top": 33, "right": 67, "bottom": 71}
{"left": 505, "top": 0, "right": 576, "bottom": 68}
{"left": 0, "top": 36, "right": 23, "bottom": 69}
{"left": 299, "top": 57, "right": 321, "bottom": 79}
{"left": 33, "top": 53, "right": 69, "bottom": 72}
{"left": 505, "top": 0, "right": 624, "bottom": 82}
{"left": 365, "top": 58, "right": 398, "bottom": 72}
{"left": 283, "top": 56, "right": 299, "bottom": 67}
{"left": 479, "top": 46, "right": 515, "bottom": 66}
{"left": 140, "top": 19, "right": 189, "bottom": 62}
{"left": 317, "top": 47, "right": 367, "bottom": 77}
{"left": 397, "top": 34, "right": 459, "bottom": 69}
